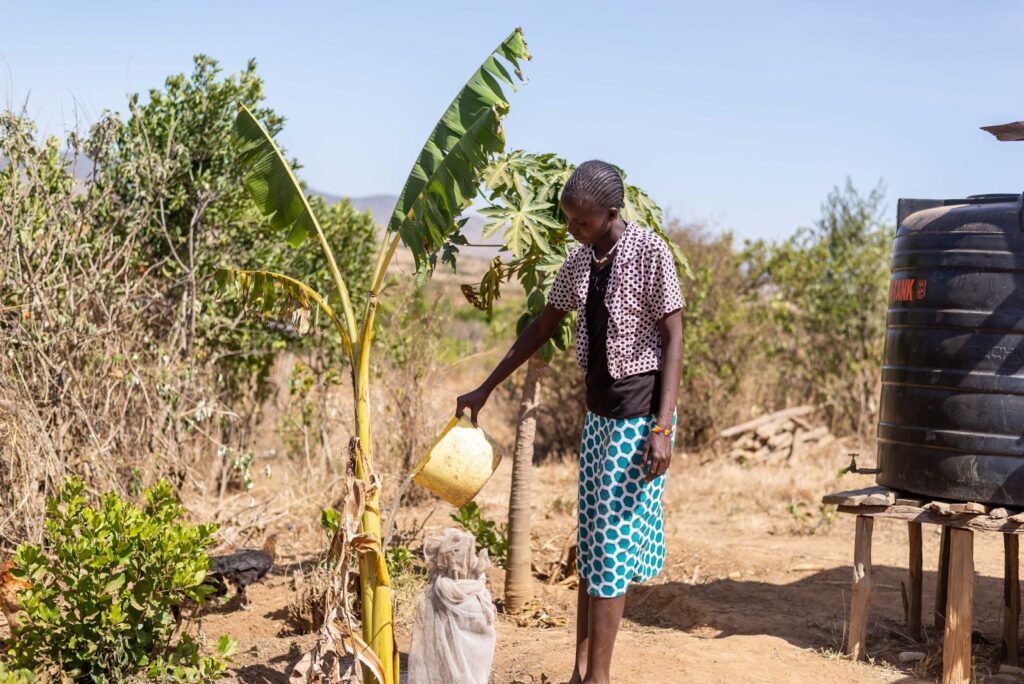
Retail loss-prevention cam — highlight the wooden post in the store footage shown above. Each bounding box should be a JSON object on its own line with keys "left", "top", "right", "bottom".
{"left": 1004, "top": 534, "right": 1020, "bottom": 666}
{"left": 847, "top": 515, "right": 874, "bottom": 661}
{"left": 907, "top": 521, "right": 923, "bottom": 641}
{"left": 942, "top": 528, "right": 973, "bottom": 684}
{"left": 936, "top": 526, "right": 951, "bottom": 630}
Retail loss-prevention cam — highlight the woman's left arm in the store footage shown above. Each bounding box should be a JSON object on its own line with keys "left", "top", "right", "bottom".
{"left": 641, "top": 309, "right": 684, "bottom": 482}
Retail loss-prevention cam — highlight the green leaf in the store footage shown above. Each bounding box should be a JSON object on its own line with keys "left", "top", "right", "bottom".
{"left": 217, "top": 634, "right": 238, "bottom": 658}
{"left": 103, "top": 574, "right": 126, "bottom": 596}
{"left": 538, "top": 340, "right": 555, "bottom": 364}
{"left": 515, "top": 312, "right": 533, "bottom": 336}
{"left": 526, "top": 289, "right": 545, "bottom": 315}
{"left": 320, "top": 507, "right": 340, "bottom": 534}
{"left": 389, "top": 29, "right": 531, "bottom": 276}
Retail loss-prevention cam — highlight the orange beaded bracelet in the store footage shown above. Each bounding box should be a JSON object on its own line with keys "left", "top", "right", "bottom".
{"left": 652, "top": 424, "right": 673, "bottom": 437}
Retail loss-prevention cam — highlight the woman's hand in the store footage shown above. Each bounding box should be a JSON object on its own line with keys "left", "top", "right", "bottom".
{"left": 455, "top": 386, "right": 492, "bottom": 426}
{"left": 640, "top": 431, "right": 672, "bottom": 482}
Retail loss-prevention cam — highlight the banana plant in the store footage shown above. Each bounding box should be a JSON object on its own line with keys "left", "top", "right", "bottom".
{"left": 462, "top": 150, "right": 688, "bottom": 613}
{"left": 217, "top": 29, "right": 530, "bottom": 683}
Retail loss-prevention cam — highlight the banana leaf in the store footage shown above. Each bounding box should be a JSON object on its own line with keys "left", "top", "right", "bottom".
{"left": 388, "top": 28, "right": 531, "bottom": 274}
{"left": 215, "top": 268, "right": 351, "bottom": 356}
{"left": 233, "top": 104, "right": 358, "bottom": 346}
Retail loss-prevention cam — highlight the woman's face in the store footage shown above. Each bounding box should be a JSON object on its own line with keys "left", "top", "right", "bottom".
{"left": 561, "top": 196, "right": 618, "bottom": 246}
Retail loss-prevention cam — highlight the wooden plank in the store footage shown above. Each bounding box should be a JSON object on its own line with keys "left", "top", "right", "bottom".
{"left": 847, "top": 516, "right": 874, "bottom": 661}
{"left": 942, "top": 528, "right": 973, "bottom": 684}
{"left": 720, "top": 405, "right": 813, "bottom": 438}
{"left": 796, "top": 426, "right": 830, "bottom": 443}
{"left": 896, "top": 496, "right": 927, "bottom": 507}
{"left": 937, "top": 527, "right": 951, "bottom": 631}
{"left": 823, "top": 487, "right": 896, "bottom": 507}
{"left": 982, "top": 121, "right": 1024, "bottom": 142}
{"left": 791, "top": 415, "right": 813, "bottom": 431}
{"left": 949, "top": 502, "right": 989, "bottom": 515}
{"left": 863, "top": 490, "right": 898, "bottom": 506}
{"left": 837, "top": 505, "right": 1024, "bottom": 535}
{"left": 927, "top": 501, "right": 955, "bottom": 516}
{"left": 908, "top": 522, "right": 923, "bottom": 642}
{"left": 1005, "top": 534, "right": 1020, "bottom": 667}
{"left": 1009, "top": 511, "right": 1024, "bottom": 524}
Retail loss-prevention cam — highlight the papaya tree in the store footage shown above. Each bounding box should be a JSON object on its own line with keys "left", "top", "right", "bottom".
{"left": 217, "top": 29, "right": 530, "bottom": 683}
{"left": 462, "top": 151, "right": 688, "bottom": 613}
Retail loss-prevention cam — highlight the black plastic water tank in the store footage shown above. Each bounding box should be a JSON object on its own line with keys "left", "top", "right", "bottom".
{"left": 876, "top": 193, "right": 1024, "bottom": 505}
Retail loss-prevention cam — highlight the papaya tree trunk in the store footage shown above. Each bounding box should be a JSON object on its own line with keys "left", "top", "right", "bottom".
{"left": 505, "top": 355, "right": 545, "bottom": 613}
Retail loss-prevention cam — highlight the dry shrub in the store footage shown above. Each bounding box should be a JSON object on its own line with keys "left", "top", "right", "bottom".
{"left": 670, "top": 221, "right": 782, "bottom": 446}
{"left": 532, "top": 353, "right": 586, "bottom": 462}
{"left": 0, "top": 113, "right": 211, "bottom": 549}
{"left": 0, "top": 388, "right": 65, "bottom": 548}
{"left": 1, "top": 59, "right": 379, "bottom": 551}
{"left": 288, "top": 565, "right": 334, "bottom": 634}
{"left": 375, "top": 283, "right": 455, "bottom": 505}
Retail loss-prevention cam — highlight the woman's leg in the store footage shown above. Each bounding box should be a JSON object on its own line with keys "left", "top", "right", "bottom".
{"left": 573, "top": 412, "right": 602, "bottom": 683}
{"left": 569, "top": 579, "right": 591, "bottom": 684}
{"left": 583, "top": 593, "right": 627, "bottom": 684}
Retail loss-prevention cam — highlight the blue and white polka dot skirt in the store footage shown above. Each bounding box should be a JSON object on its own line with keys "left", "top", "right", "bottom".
{"left": 577, "top": 412, "right": 672, "bottom": 598}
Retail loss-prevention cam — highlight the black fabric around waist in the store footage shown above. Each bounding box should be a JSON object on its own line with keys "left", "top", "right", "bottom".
{"left": 585, "top": 259, "right": 661, "bottom": 420}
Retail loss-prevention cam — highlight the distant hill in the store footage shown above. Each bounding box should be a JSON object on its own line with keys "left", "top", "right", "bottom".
{"left": 319, "top": 193, "right": 397, "bottom": 226}
{"left": 316, "top": 191, "right": 500, "bottom": 260}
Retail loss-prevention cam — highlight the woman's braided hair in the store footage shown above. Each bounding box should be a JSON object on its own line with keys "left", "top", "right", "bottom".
{"left": 561, "top": 160, "right": 625, "bottom": 210}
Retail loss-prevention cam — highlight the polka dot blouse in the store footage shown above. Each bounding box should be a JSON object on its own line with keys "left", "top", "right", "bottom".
{"left": 548, "top": 222, "right": 684, "bottom": 379}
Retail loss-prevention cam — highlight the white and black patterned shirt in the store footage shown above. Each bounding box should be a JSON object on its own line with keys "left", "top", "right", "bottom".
{"left": 548, "top": 222, "right": 684, "bottom": 380}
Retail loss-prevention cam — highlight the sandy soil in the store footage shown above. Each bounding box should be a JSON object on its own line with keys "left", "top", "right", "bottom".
{"left": 182, "top": 433, "right": 1024, "bottom": 684}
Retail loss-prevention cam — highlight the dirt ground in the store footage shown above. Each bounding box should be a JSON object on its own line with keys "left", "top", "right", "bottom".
{"left": 1, "top": 253, "right": 1006, "bottom": 682}
{"left": 183, "top": 431, "right": 1021, "bottom": 684}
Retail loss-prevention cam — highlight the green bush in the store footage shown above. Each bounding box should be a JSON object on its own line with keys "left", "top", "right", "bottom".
{"left": 0, "top": 663, "right": 35, "bottom": 684}
{"left": 745, "top": 180, "right": 891, "bottom": 436}
{"left": 2, "top": 478, "right": 235, "bottom": 681}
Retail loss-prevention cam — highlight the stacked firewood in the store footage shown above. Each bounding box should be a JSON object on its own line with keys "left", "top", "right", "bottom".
{"left": 720, "top": 406, "right": 836, "bottom": 462}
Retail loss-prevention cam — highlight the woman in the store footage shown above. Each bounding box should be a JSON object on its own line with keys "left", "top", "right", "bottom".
{"left": 456, "top": 160, "right": 684, "bottom": 684}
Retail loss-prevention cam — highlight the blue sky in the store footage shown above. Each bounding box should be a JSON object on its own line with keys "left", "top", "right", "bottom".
{"left": 4, "top": 0, "right": 1024, "bottom": 241}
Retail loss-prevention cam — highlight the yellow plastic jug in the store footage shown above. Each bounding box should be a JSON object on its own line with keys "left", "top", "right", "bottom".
{"left": 411, "top": 414, "right": 501, "bottom": 507}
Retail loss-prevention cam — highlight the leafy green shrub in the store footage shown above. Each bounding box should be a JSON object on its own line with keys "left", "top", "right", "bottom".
{"left": 745, "top": 180, "right": 891, "bottom": 436}
{"left": 386, "top": 546, "right": 414, "bottom": 577}
{"left": 3, "top": 478, "right": 235, "bottom": 680}
{"left": 451, "top": 503, "right": 508, "bottom": 567}
{"left": 0, "top": 663, "right": 35, "bottom": 684}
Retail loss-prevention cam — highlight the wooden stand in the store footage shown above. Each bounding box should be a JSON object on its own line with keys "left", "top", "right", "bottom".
{"left": 823, "top": 486, "right": 1024, "bottom": 684}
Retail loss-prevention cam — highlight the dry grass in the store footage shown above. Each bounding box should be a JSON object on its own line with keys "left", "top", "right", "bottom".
{"left": 677, "top": 436, "right": 875, "bottom": 536}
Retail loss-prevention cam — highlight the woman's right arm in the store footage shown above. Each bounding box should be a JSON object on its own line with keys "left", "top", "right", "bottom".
{"left": 455, "top": 304, "right": 568, "bottom": 424}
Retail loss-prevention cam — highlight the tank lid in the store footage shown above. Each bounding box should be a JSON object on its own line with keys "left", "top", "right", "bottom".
{"left": 897, "top": 193, "right": 1023, "bottom": 227}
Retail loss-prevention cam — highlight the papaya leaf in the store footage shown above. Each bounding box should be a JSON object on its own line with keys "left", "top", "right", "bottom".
{"left": 479, "top": 182, "right": 561, "bottom": 258}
